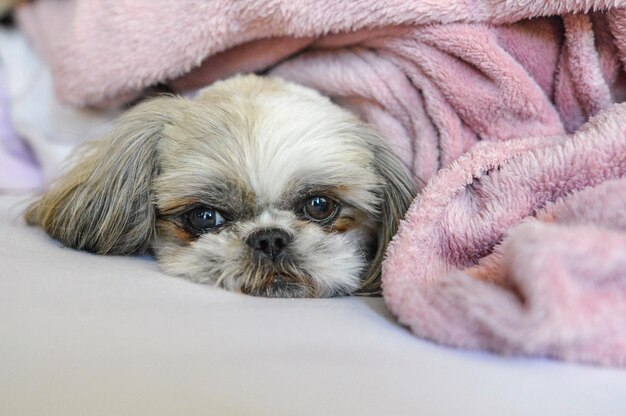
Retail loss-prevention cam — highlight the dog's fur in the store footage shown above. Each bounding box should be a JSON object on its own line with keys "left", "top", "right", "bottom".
{"left": 25, "top": 75, "right": 415, "bottom": 297}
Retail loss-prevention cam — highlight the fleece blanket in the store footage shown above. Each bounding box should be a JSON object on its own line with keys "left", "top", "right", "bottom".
{"left": 15, "top": 1, "right": 626, "bottom": 366}
{"left": 384, "top": 107, "right": 626, "bottom": 367}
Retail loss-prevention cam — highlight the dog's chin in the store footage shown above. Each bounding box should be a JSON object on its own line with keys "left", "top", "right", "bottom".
{"left": 236, "top": 255, "right": 360, "bottom": 298}
{"left": 158, "top": 250, "right": 365, "bottom": 298}
{"left": 236, "top": 255, "right": 318, "bottom": 298}
{"left": 240, "top": 274, "right": 315, "bottom": 298}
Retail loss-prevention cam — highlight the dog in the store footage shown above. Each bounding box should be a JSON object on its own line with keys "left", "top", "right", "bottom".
{"left": 25, "top": 75, "right": 415, "bottom": 297}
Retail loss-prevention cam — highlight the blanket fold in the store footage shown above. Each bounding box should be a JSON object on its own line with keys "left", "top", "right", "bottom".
{"left": 13, "top": 0, "right": 626, "bottom": 366}
{"left": 16, "top": 1, "right": 626, "bottom": 184}
{"left": 15, "top": 1, "right": 624, "bottom": 107}
{"left": 383, "top": 104, "right": 626, "bottom": 366}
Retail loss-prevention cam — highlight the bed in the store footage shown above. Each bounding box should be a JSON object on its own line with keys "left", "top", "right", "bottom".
{"left": 3, "top": 1, "right": 626, "bottom": 413}
{"left": 2, "top": 195, "right": 626, "bottom": 415}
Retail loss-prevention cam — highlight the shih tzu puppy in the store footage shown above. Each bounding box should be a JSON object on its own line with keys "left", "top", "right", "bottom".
{"left": 25, "top": 75, "right": 415, "bottom": 297}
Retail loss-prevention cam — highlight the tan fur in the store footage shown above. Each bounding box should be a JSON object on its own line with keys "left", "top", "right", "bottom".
{"left": 25, "top": 97, "right": 189, "bottom": 254}
{"left": 356, "top": 135, "right": 416, "bottom": 295}
{"left": 156, "top": 219, "right": 197, "bottom": 246}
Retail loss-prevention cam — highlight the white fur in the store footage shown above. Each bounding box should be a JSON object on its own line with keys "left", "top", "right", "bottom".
{"left": 27, "top": 75, "right": 415, "bottom": 298}
{"left": 151, "top": 76, "right": 386, "bottom": 296}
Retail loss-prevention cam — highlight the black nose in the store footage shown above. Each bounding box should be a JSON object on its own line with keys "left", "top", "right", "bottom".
{"left": 245, "top": 229, "right": 292, "bottom": 260}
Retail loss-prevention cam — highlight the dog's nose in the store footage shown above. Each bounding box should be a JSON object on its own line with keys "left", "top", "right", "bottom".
{"left": 245, "top": 228, "right": 292, "bottom": 260}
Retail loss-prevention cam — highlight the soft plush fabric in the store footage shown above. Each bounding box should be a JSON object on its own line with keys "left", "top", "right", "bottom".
{"left": 12, "top": 0, "right": 626, "bottom": 366}
{"left": 383, "top": 104, "right": 626, "bottom": 367}
{"left": 14, "top": 1, "right": 626, "bottom": 183}
{"left": 2, "top": 195, "right": 626, "bottom": 416}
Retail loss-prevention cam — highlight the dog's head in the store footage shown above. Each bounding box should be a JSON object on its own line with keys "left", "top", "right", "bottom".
{"left": 26, "top": 75, "right": 415, "bottom": 297}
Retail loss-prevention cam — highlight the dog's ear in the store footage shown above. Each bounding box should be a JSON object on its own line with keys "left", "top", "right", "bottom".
{"left": 25, "top": 97, "right": 182, "bottom": 255}
{"left": 357, "top": 140, "right": 416, "bottom": 296}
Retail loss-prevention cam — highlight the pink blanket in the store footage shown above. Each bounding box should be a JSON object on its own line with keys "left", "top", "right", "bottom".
{"left": 384, "top": 107, "right": 626, "bottom": 366}
{"left": 16, "top": 0, "right": 626, "bottom": 366}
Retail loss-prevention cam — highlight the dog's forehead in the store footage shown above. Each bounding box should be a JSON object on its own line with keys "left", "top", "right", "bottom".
{"left": 155, "top": 84, "right": 381, "bottom": 211}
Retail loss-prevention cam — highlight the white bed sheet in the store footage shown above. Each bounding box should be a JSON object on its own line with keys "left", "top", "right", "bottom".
{"left": 1, "top": 195, "right": 626, "bottom": 416}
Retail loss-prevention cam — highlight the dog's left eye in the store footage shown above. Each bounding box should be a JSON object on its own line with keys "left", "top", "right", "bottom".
{"left": 303, "top": 196, "right": 340, "bottom": 223}
{"left": 185, "top": 206, "right": 226, "bottom": 232}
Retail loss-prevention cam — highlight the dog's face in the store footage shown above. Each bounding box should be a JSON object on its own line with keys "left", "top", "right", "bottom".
{"left": 26, "top": 75, "right": 414, "bottom": 297}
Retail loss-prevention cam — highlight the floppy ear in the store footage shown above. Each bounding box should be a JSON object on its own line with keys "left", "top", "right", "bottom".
{"left": 357, "top": 140, "right": 417, "bottom": 296}
{"left": 25, "top": 97, "right": 181, "bottom": 255}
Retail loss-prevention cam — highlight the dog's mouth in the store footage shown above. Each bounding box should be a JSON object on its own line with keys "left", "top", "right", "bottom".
{"left": 241, "top": 274, "right": 316, "bottom": 298}
{"left": 234, "top": 250, "right": 317, "bottom": 298}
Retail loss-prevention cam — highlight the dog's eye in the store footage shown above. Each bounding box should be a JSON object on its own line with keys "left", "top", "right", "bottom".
{"left": 185, "top": 206, "right": 226, "bottom": 232}
{"left": 303, "top": 196, "right": 340, "bottom": 222}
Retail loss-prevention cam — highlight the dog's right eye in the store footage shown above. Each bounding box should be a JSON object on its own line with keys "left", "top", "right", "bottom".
{"left": 184, "top": 206, "right": 226, "bottom": 233}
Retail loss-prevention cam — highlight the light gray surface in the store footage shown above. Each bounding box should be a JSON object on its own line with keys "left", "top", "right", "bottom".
{"left": 1, "top": 195, "right": 625, "bottom": 416}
